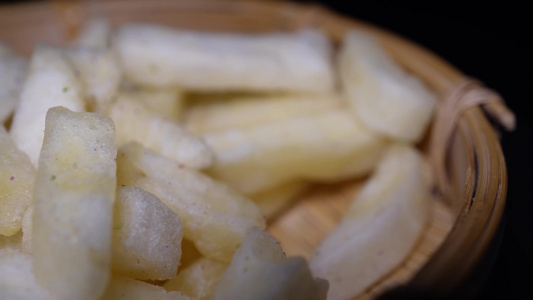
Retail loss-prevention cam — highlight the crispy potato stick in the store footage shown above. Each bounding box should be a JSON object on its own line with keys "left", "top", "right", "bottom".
{"left": 109, "top": 94, "right": 213, "bottom": 169}
{"left": 204, "top": 109, "right": 388, "bottom": 195}
{"left": 75, "top": 17, "right": 111, "bottom": 49}
{"left": 100, "top": 276, "right": 189, "bottom": 300}
{"left": 309, "top": 144, "right": 431, "bottom": 300}
{"left": 0, "top": 45, "right": 28, "bottom": 124}
{"left": 0, "top": 248, "right": 56, "bottom": 300}
{"left": 251, "top": 180, "right": 310, "bottom": 220}
{"left": 163, "top": 257, "right": 228, "bottom": 300}
{"left": 121, "top": 87, "right": 183, "bottom": 121}
{"left": 63, "top": 47, "right": 121, "bottom": 113}
{"left": 211, "top": 228, "right": 328, "bottom": 300}
{"left": 114, "top": 24, "right": 334, "bottom": 92}
{"left": 0, "top": 127, "right": 36, "bottom": 237}
{"left": 112, "top": 186, "right": 183, "bottom": 281}
{"left": 33, "top": 107, "right": 116, "bottom": 300}
{"left": 339, "top": 31, "right": 437, "bottom": 142}
{"left": 9, "top": 46, "right": 85, "bottom": 167}
{"left": 184, "top": 93, "right": 342, "bottom": 134}
{"left": 117, "top": 142, "right": 265, "bottom": 262}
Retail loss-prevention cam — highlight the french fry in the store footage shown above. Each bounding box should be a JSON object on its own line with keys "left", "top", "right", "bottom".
{"left": 114, "top": 24, "right": 335, "bottom": 92}
{"left": 309, "top": 144, "right": 431, "bottom": 300}
{"left": 0, "top": 44, "right": 28, "bottom": 124}
{"left": 0, "top": 248, "right": 56, "bottom": 300}
{"left": 63, "top": 47, "right": 122, "bottom": 113}
{"left": 204, "top": 109, "right": 388, "bottom": 195}
{"left": 112, "top": 186, "right": 183, "bottom": 281}
{"left": 0, "top": 127, "right": 36, "bottom": 237}
{"left": 100, "top": 276, "right": 189, "bottom": 300}
{"left": 211, "top": 228, "right": 328, "bottom": 300}
{"left": 32, "top": 107, "right": 116, "bottom": 300}
{"left": 109, "top": 94, "right": 213, "bottom": 169}
{"left": 338, "top": 31, "right": 437, "bottom": 142}
{"left": 163, "top": 257, "right": 228, "bottom": 300}
{"left": 116, "top": 142, "right": 265, "bottom": 262}
{"left": 9, "top": 46, "right": 85, "bottom": 167}
{"left": 184, "top": 93, "right": 342, "bottom": 134}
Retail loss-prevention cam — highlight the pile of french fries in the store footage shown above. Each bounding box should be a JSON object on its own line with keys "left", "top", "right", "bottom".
{"left": 0, "top": 18, "right": 437, "bottom": 300}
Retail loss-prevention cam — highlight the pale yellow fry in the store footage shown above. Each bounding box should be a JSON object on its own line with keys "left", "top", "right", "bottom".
{"left": 9, "top": 46, "right": 85, "bottom": 167}
{"left": 114, "top": 24, "right": 334, "bottom": 92}
{"left": 112, "top": 186, "right": 183, "bottom": 281}
{"left": 339, "top": 31, "right": 437, "bottom": 142}
{"left": 109, "top": 94, "right": 213, "bottom": 169}
{"left": 0, "top": 126, "right": 36, "bottom": 237}
{"left": 33, "top": 107, "right": 116, "bottom": 300}
{"left": 117, "top": 142, "right": 265, "bottom": 262}
{"left": 63, "top": 47, "right": 121, "bottom": 113}
{"left": 184, "top": 93, "right": 342, "bottom": 134}
{"left": 100, "top": 276, "right": 190, "bottom": 300}
{"left": 204, "top": 109, "right": 388, "bottom": 195}
{"left": 309, "top": 144, "right": 431, "bottom": 300}
{"left": 212, "top": 228, "right": 328, "bottom": 300}
{"left": 163, "top": 257, "right": 228, "bottom": 300}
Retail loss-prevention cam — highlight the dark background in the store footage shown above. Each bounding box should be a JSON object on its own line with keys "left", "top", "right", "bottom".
{"left": 1, "top": 0, "right": 531, "bottom": 299}
{"left": 305, "top": 1, "right": 532, "bottom": 299}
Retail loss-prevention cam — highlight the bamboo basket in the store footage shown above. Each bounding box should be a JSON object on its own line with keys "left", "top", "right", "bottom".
{"left": 0, "top": 0, "right": 515, "bottom": 299}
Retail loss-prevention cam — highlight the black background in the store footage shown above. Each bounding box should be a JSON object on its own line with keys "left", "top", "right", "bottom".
{"left": 1, "top": 1, "right": 531, "bottom": 299}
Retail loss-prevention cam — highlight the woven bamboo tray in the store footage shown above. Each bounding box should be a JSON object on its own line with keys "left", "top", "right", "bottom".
{"left": 0, "top": 0, "right": 514, "bottom": 299}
